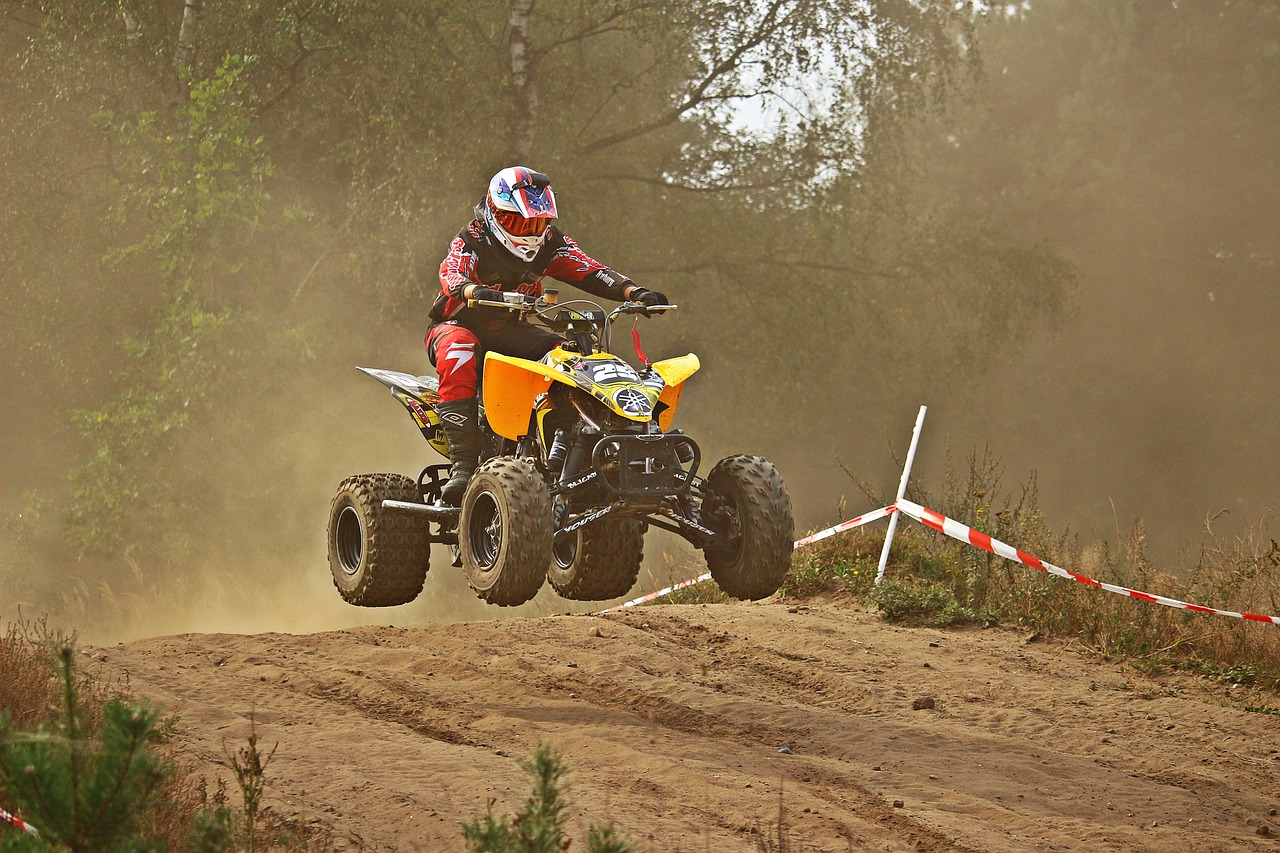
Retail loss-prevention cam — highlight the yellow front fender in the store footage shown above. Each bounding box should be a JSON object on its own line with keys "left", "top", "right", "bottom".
{"left": 483, "top": 352, "right": 567, "bottom": 440}
{"left": 651, "top": 354, "right": 700, "bottom": 431}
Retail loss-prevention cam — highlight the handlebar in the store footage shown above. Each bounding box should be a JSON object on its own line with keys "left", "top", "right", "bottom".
{"left": 467, "top": 291, "right": 540, "bottom": 311}
{"left": 612, "top": 303, "right": 677, "bottom": 315}
{"left": 463, "top": 294, "right": 674, "bottom": 356}
{"left": 466, "top": 294, "right": 676, "bottom": 317}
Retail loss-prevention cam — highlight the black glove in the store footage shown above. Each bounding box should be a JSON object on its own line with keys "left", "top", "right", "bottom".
{"left": 630, "top": 287, "right": 668, "bottom": 308}
{"left": 469, "top": 287, "right": 503, "bottom": 303}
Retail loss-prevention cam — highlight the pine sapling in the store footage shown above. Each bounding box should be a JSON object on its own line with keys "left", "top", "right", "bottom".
{"left": 461, "top": 745, "right": 630, "bottom": 853}
{"left": 0, "top": 645, "right": 168, "bottom": 852}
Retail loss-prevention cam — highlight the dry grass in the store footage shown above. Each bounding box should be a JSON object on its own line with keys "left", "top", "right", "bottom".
{"left": 648, "top": 546, "right": 727, "bottom": 606}
{"left": 781, "top": 448, "right": 1280, "bottom": 689}
{"left": 0, "top": 615, "right": 61, "bottom": 731}
{"left": 0, "top": 617, "right": 327, "bottom": 851}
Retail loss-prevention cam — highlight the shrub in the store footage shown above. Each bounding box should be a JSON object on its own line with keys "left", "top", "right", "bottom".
{"left": 0, "top": 629, "right": 246, "bottom": 853}
{"left": 872, "top": 578, "right": 998, "bottom": 628}
{"left": 777, "top": 446, "right": 1280, "bottom": 692}
{"left": 462, "top": 745, "right": 629, "bottom": 853}
{"left": 0, "top": 645, "right": 172, "bottom": 852}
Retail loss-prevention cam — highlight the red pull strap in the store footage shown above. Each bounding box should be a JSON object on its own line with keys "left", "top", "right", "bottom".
{"left": 631, "top": 317, "right": 649, "bottom": 366}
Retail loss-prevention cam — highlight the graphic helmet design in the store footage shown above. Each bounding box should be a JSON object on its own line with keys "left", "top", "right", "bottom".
{"left": 481, "top": 166, "right": 558, "bottom": 262}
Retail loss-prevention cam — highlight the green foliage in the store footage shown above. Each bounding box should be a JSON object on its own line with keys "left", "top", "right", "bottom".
{"left": 62, "top": 51, "right": 269, "bottom": 562}
{"left": 655, "top": 573, "right": 727, "bottom": 606}
{"left": 0, "top": 0, "right": 1075, "bottom": 630}
{"left": 461, "top": 745, "right": 629, "bottom": 853}
{"left": 872, "top": 578, "right": 998, "bottom": 628}
{"left": 904, "top": 0, "right": 1280, "bottom": 556}
{"left": 778, "top": 445, "right": 1280, "bottom": 693}
{"left": 0, "top": 629, "right": 287, "bottom": 853}
{"left": 0, "top": 646, "right": 169, "bottom": 853}
{"left": 65, "top": 293, "right": 232, "bottom": 560}
{"left": 182, "top": 805, "right": 236, "bottom": 853}
{"left": 779, "top": 532, "right": 879, "bottom": 600}
{"left": 102, "top": 53, "right": 271, "bottom": 275}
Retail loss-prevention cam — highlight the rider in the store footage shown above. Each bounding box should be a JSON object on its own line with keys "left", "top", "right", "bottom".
{"left": 427, "top": 166, "right": 668, "bottom": 505}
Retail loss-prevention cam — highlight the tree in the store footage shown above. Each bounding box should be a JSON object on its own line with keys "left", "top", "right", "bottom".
{"left": 895, "top": 0, "right": 1280, "bottom": 553}
{"left": 0, "top": 646, "right": 170, "bottom": 852}
{"left": 0, "top": 1, "right": 1071, "bottom": 625}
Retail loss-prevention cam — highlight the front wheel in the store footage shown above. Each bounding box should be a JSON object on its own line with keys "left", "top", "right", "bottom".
{"left": 702, "top": 455, "right": 793, "bottom": 601}
{"left": 328, "top": 473, "right": 431, "bottom": 606}
{"left": 548, "top": 518, "right": 645, "bottom": 601}
{"left": 459, "top": 457, "right": 552, "bottom": 606}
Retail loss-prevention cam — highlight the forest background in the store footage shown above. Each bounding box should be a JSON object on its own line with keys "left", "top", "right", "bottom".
{"left": 1, "top": 0, "right": 1276, "bottom": 639}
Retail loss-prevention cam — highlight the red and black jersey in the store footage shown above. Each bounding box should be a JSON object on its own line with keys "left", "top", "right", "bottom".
{"left": 431, "top": 220, "right": 633, "bottom": 329}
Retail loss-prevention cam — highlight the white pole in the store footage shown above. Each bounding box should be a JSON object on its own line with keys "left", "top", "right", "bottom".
{"left": 876, "top": 405, "right": 927, "bottom": 585}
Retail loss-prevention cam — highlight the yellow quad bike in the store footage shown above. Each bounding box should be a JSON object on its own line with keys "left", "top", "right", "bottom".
{"left": 327, "top": 292, "right": 793, "bottom": 608}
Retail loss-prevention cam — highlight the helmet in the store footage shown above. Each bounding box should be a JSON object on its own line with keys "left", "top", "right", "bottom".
{"left": 479, "top": 166, "right": 558, "bottom": 262}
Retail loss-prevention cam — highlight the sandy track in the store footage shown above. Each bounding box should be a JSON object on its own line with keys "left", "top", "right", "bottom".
{"left": 93, "top": 602, "right": 1280, "bottom": 852}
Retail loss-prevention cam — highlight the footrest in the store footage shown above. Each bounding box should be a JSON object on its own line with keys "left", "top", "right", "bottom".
{"left": 382, "top": 499, "right": 461, "bottom": 522}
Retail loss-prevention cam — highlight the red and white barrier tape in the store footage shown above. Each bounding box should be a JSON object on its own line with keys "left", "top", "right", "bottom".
{"left": 598, "top": 491, "right": 1280, "bottom": 626}
{"left": 895, "top": 498, "right": 1280, "bottom": 626}
{"left": 600, "top": 572, "right": 713, "bottom": 612}
{"left": 1, "top": 806, "right": 38, "bottom": 837}
{"left": 601, "top": 505, "right": 897, "bottom": 612}
{"left": 793, "top": 505, "right": 895, "bottom": 548}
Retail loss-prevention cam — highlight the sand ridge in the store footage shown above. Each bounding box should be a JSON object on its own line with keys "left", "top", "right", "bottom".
{"left": 92, "top": 602, "right": 1280, "bottom": 851}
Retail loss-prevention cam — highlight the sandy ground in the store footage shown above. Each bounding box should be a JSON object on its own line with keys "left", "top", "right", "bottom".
{"left": 91, "top": 601, "right": 1280, "bottom": 852}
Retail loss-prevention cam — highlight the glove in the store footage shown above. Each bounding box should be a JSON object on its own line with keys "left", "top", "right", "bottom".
{"left": 469, "top": 287, "right": 503, "bottom": 304}
{"left": 630, "top": 287, "right": 668, "bottom": 308}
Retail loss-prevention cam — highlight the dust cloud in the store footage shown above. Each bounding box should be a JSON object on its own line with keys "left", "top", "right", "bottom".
{"left": 4, "top": 2, "right": 1277, "bottom": 639}
{"left": 4, "top": 225, "right": 1273, "bottom": 641}
{"left": 760, "top": 2, "right": 1280, "bottom": 569}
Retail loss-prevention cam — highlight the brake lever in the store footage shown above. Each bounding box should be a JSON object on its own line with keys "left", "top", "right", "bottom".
{"left": 467, "top": 296, "right": 539, "bottom": 312}
{"left": 620, "top": 302, "right": 677, "bottom": 317}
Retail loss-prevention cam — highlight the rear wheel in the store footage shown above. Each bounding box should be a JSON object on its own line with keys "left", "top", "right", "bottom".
{"left": 328, "top": 473, "right": 431, "bottom": 606}
{"left": 703, "top": 455, "right": 793, "bottom": 601}
{"left": 548, "top": 518, "right": 645, "bottom": 601}
{"left": 460, "top": 457, "right": 552, "bottom": 606}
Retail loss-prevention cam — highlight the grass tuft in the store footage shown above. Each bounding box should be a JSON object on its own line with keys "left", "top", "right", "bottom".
{"left": 775, "top": 447, "right": 1280, "bottom": 691}
{"left": 0, "top": 622, "right": 325, "bottom": 852}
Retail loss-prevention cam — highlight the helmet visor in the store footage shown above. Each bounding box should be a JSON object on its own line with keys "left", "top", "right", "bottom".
{"left": 489, "top": 199, "right": 552, "bottom": 237}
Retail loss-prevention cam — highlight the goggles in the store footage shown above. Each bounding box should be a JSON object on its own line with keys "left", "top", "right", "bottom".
{"left": 488, "top": 196, "right": 553, "bottom": 237}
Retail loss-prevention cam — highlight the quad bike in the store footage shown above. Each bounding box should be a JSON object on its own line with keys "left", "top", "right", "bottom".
{"left": 327, "top": 290, "right": 793, "bottom": 608}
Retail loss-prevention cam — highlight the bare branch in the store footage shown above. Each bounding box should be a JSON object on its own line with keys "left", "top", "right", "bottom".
{"left": 292, "top": 175, "right": 399, "bottom": 302}
{"left": 529, "top": 1, "right": 648, "bottom": 60}
{"left": 574, "top": 56, "right": 664, "bottom": 135}
{"left": 630, "top": 254, "right": 920, "bottom": 281}
{"left": 578, "top": 0, "right": 790, "bottom": 155}
{"left": 584, "top": 173, "right": 775, "bottom": 193}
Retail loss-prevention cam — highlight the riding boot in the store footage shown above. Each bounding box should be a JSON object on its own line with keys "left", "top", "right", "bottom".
{"left": 436, "top": 398, "right": 480, "bottom": 506}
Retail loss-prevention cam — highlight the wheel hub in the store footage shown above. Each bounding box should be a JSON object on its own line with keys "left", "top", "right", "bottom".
{"left": 552, "top": 497, "right": 577, "bottom": 569}
{"left": 335, "top": 505, "right": 364, "bottom": 576}
{"left": 468, "top": 490, "right": 503, "bottom": 570}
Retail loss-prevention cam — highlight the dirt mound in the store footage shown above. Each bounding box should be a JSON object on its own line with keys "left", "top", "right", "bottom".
{"left": 91, "top": 602, "right": 1280, "bottom": 852}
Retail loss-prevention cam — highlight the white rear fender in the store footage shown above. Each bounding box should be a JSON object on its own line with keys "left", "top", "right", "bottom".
{"left": 356, "top": 366, "right": 441, "bottom": 402}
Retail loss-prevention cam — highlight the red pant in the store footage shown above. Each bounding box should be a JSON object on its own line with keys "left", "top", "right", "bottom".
{"left": 425, "top": 321, "right": 564, "bottom": 402}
